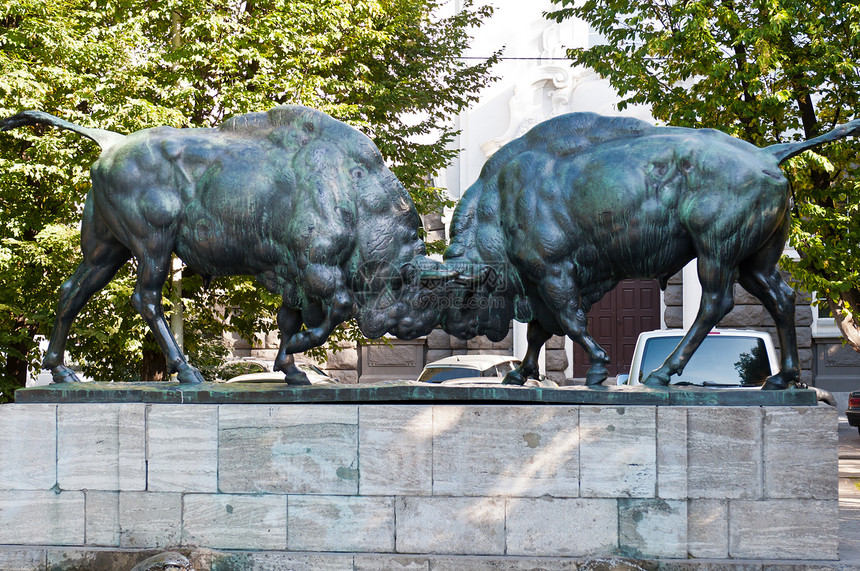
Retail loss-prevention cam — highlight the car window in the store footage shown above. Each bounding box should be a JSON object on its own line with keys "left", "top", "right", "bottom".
{"left": 418, "top": 367, "right": 480, "bottom": 383}
{"left": 220, "top": 361, "right": 267, "bottom": 378}
{"left": 638, "top": 336, "right": 772, "bottom": 386}
{"left": 495, "top": 360, "right": 519, "bottom": 375}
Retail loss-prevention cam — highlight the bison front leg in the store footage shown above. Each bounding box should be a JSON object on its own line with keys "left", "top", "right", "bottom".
{"left": 533, "top": 273, "right": 611, "bottom": 385}
{"left": 283, "top": 290, "right": 353, "bottom": 353}
{"left": 273, "top": 305, "right": 312, "bottom": 386}
{"left": 503, "top": 320, "right": 552, "bottom": 385}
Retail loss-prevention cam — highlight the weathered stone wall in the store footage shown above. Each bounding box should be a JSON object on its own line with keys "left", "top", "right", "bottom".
{"left": 663, "top": 270, "right": 815, "bottom": 384}
{"left": 0, "top": 402, "right": 838, "bottom": 569}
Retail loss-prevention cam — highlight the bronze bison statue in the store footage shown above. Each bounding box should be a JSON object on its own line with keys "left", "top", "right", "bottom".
{"left": 441, "top": 112, "right": 860, "bottom": 389}
{"left": 0, "top": 106, "right": 457, "bottom": 384}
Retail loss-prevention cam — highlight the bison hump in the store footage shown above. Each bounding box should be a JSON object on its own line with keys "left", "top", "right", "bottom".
{"left": 524, "top": 112, "right": 656, "bottom": 157}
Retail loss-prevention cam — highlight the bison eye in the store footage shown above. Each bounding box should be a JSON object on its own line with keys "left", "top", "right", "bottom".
{"left": 351, "top": 167, "right": 364, "bottom": 180}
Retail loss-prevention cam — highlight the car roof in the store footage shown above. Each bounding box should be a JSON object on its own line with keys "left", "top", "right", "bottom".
{"left": 423, "top": 354, "right": 520, "bottom": 369}
{"left": 637, "top": 328, "right": 771, "bottom": 340}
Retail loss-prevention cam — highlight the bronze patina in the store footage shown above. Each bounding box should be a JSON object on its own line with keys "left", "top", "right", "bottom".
{"left": 441, "top": 112, "right": 860, "bottom": 389}
{"left": 0, "top": 106, "right": 459, "bottom": 385}
{"left": 2, "top": 108, "right": 858, "bottom": 390}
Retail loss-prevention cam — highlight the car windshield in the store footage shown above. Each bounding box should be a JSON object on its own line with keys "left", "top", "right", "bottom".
{"left": 638, "top": 335, "right": 772, "bottom": 386}
{"left": 418, "top": 367, "right": 482, "bottom": 383}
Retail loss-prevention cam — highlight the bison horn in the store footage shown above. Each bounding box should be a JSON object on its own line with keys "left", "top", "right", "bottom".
{"left": 418, "top": 268, "right": 461, "bottom": 284}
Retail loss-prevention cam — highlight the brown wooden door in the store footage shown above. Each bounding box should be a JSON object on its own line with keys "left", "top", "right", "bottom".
{"left": 572, "top": 279, "right": 661, "bottom": 378}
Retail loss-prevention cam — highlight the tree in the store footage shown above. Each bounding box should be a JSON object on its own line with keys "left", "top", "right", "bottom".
{"left": 0, "top": 0, "right": 498, "bottom": 400}
{"left": 547, "top": 0, "right": 860, "bottom": 351}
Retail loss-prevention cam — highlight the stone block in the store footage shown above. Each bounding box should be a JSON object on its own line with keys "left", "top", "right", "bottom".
{"left": 430, "top": 557, "right": 578, "bottom": 571}
{"left": 250, "top": 347, "right": 278, "bottom": 360}
{"left": 687, "top": 499, "right": 728, "bottom": 558}
{"left": 466, "top": 336, "right": 494, "bottom": 350}
{"left": 85, "top": 491, "right": 119, "bottom": 546}
{"left": 618, "top": 499, "right": 687, "bottom": 558}
{"left": 0, "top": 548, "right": 46, "bottom": 571}
{"left": 799, "top": 347, "right": 814, "bottom": 370}
{"left": 228, "top": 332, "right": 251, "bottom": 350}
{"left": 57, "top": 403, "right": 146, "bottom": 491}
{"left": 732, "top": 283, "right": 760, "bottom": 305}
{"left": 325, "top": 346, "right": 358, "bottom": 370}
{"left": 47, "top": 550, "right": 159, "bottom": 571}
{"left": 663, "top": 284, "right": 683, "bottom": 307}
{"left": 450, "top": 336, "right": 467, "bottom": 350}
{"left": 246, "top": 552, "right": 354, "bottom": 571}
{"left": 432, "top": 406, "right": 579, "bottom": 497}
{"left": 0, "top": 404, "right": 56, "bottom": 490}
{"left": 395, "top": 496, "right": 504, "bottom": 555}
{"left": 664, "top": 306, "right": 683, "bottom": 328}
{"left": 287, "top": 495, "right": 394, "bottom": 552}
{"left": 580, "top": 406, "right": 656, "bottom": 498}
{"left": 545, "top": 371, "right": 568, "bottom": 385}
{"left": 795, "top": 304, "right": 813, "bottom": 326}
{"left": 330, "top": 370, "right": 358, "bottom": 384}
{"left": 218, "top": 405, "right": 358, "bottom": 494}
{"left": 147, "top": 405, "right": 218, "bottom": 492}
{"left": 0, "top": 490, "right": 85, "bottom": 545}
{"left": 505, "top": 497, "right": 617, "bottom": 557}
{"left": 359, "top": 405, "right": 432, "bottom": 496}
{"left": 182, "top": 493, "right": 287, "bottom": 550}
{"left": 656, "top": 407, "right": 687, "bottom": 499}
{"left": 118, "top": 492, "right": 182, "bottom": 548}
{"left": 729, "top": 499, "right": 838, "bottom": 560}
{"left": 354, "top": 555, "right": 430, "bottom": 570}
{"left": 763, "top": 407, "right": 837, "bottom": 499}
{"left": 795, "top": 325, "right": 813, "bottom": 350}
{"left": 426, "top": 328, "right": 452, "bottom": 350}
{"left": 545, "top": 335, "right": 566, "bottom": 350}
{"left": 425, "top": 349, "right": 453, "bottom": 364}
{"left": 545, "top": 349, "right": 568, "bottom": 372}
{"left": 687, "top": 407, "right": 762, "bottom": 499}
{"left": 718, "top": 305, "right": 763, "bottom": 328}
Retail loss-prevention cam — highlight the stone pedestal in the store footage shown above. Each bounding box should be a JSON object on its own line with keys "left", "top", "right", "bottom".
{"left": 358, "top": 338, "right": 426, "bottom": 383}
{"left": 0, "top": 401, "right": 838, "bottom": 570}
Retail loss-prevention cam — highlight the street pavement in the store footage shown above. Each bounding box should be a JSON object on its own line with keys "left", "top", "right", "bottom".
{"left": 837, "top": 413, "right": 860, "bottom": 566}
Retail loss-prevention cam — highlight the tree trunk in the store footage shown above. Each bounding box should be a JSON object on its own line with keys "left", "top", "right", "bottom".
{"left": 141, "top": 346, "right": 167, "bottom": 382}
{"left": 827, "top": 290, "right": 860, "bottom": 354}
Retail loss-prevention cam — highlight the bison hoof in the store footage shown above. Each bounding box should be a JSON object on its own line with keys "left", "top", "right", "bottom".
{"left": 643, "top": 370, "right": 670, "bottom": 386}
{"left": 176, "top": 364, "right": 205, "bottom": 384}
{"left": 50, "top": 366, "right": 81, "bottom": 384}
{"left": 762, "top": 374, "right": 792, "bottom": 390}
{"left": 284, "top": 370, "right": 312, "bottom": 386}
{"left": 502, "top": 369, "right": 527, "bottom": 386}
{"left": 585, "top": 365, "right": 608, "bottom": 386}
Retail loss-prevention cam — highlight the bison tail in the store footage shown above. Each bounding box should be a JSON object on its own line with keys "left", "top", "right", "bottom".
{"left": 767, "top": 118, "right": 860, "bottom": 165}
{"left": 0, "top": 110, "right": 125, "bottom": 151}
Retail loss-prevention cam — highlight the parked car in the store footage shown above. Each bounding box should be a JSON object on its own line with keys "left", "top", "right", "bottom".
{"left": 439, "top": 376, "right": 559, "bottom": 388}
{"left": 617, "top": 329, "right": 835, "bottom": 404}
{"left": 417, "top": 354, "right": 521, "bottom": 383}
{"left": 847, "top": 391, "right": 860, "bottom": 434}
{"left": 219, "top": 358, "right": 338, "bottom": 384}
